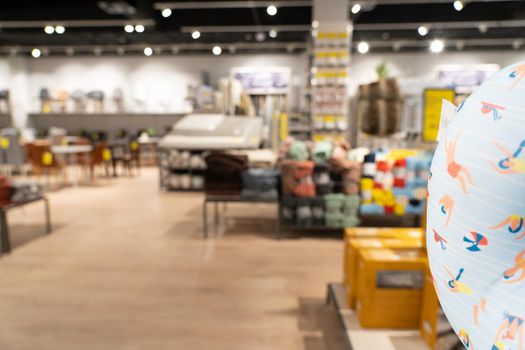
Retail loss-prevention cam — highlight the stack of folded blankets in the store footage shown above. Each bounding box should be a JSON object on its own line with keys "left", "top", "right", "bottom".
{"left": 204, "top": 153, "right": 248, "bottom": 195}
{"left": 241, "top": 168, "right": 279, "bottom": 199}
{"left": 359, "top": 150, "right": 432, "bottom": 215}
{"left": 279, "top": 138, "right": 361, "bottom": 228}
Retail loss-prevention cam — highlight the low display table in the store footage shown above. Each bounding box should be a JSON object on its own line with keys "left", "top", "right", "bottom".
{"left": 203, "top": 194, "right": 280, "bottom": 239}
{"left": 0, "top": 196, "right": 51, "bottom": 253}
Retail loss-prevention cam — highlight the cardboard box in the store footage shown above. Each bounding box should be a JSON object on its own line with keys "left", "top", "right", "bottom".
{"left": 344, "top": 235, "right": 424, "bottom": 309}
{"left": 355, "top": 248, "right": 427, "bottom": 329}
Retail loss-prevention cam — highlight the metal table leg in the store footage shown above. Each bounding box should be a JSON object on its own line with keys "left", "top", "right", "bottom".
{"left": 203, "top": 200, "right": 208, "bottom": 239}
{"left": 44, "top": 198, "right": 51, "bottom": 234}
{"left": 0, "top": 209, "right": 9, "bottom": 253}
{"left": 214, "top": 201, "right": 219, "bottom": 233}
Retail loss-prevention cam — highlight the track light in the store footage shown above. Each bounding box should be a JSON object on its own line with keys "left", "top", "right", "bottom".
{"left": 357, "top": 41, "right": 369, "bottom": 54}
{"left": 430, "top": 39, "right": 445, "bottom": 53}
{"left": 351, "top": 3, "right": 361, "bottom": 14}
{"left": 212, "top": 46, "right": 222, "bottom": 56}
{"left": 44, "top": 25, "right": 54, "bottom": 34}
{"left": 31, "top": 48, "right": 41, "bottom": 58}
{"left": 269, "top": 30, "right": 277, "bottom": 38}
{"left": 453, "top": 0, "right": 464, "bottom": 11}
{"left": 266, "top": 5, "right": 277, "bottom": 16}
{"left": 55, "top": 25, "right": 65, "bottom": 34}
{"left": 418, "top": 26, "right": 429, "bottom": 36}
{"left": 135, "top": 24, "right": 145, "bottom": 33}
{"left": 161, "top": 8, "right": 172, "bottom": 17}
{"left": 124, "top": 24, "right": 134, "bottom": 33}
{"left": 144, "top": 47, "right": 153, "bottom": 56}
{"left": 192, "top": 30, "right": 201, "bottom": 39}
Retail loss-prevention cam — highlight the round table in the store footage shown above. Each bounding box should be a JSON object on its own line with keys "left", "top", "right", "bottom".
{"left": 51, "top": 145, "right": 94, "bottom": 186}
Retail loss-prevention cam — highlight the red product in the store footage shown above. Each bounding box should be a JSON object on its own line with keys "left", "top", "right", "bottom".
{"left": 393, "top": 178, "right": 406, "bottom": 188}
{"left": 394, "top": 159, "right": 407, "bottom": 167}
{"left": 373, "top": 182, "right": 383, "bottom": 189}
{"left": 376, "top": 160, "right": 390, "bottom": 172}
{"left": 385, "top": 205, "right": 394, "bottom": 214}
{"left": 293, "top": 161, "right": 315, "bottom": 180}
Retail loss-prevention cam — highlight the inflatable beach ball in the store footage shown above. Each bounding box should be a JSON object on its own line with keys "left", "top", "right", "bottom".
{"left": 427, "top": 62, "right": 525, "bottom": 350}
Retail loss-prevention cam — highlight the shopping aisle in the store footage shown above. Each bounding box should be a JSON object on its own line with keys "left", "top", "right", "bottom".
{"left": 0, "top": 169, "right": 345, "bottom": 350}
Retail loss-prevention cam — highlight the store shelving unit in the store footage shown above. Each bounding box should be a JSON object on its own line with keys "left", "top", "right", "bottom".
{"left": 0, "top": 113, "right": 12, "bottom": 128}
{"left": 158, "top": 149, "right": 207, "bottom": 192}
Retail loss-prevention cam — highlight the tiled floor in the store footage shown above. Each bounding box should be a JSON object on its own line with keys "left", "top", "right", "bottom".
{"left": 0, "top": 169, "right": 346, "bottom": 350}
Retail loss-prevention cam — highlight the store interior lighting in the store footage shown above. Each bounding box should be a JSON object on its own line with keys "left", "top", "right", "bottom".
{"left": 351, "top": 3, "right": 361, "bottom": 14}
{"left": 55, "top": 25, "right": 65, "bottom": 34}
{"left": 266, "top": 5, "right": 277, "bottom": 16}
{"left": 430, "top": 39, "right": 445, "bottom": 53}
{"left": 357, "top": 41, "right": 369, "bottom": 54}
{"left": 417, "top": 26, "right": 429, "bottom": 37}
{"left": 161, "top": 8, "right": 172, "bottom": 18}
{"left": 31, "top": 48, "right": 41, "bottom": 58}
{"left": 212, "top": 45, "right": 222, "bottom": 55}
{"left": 144, "top": 47, "right": 153, "bottom": 56}
{"left": 453, "top": 0, "right": 464, "bottom": 11}
{"left": 124, "top": 24, "right": 134, "bottom": 33}
{"left": 44, "top": 25, "right": 54, "bottom": 34}
{"left": 191, "top": 30, "right": 201, "bottom": 39}
{"left": 269, "top": 30, "right": 278, "bottom": 38}
{"left": 134, "top": 24, "right": 145, "bottom": 33}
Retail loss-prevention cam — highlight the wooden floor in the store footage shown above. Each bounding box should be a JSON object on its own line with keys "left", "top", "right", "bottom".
{"left": 0, "top": 169, "right": 346, "bottom": 350}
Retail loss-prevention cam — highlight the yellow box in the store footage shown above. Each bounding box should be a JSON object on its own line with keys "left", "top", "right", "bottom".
{"left": 344, "top": 234, "right": 424, "bottom": 309}
{"left": 420, "top": 263, "right": 439, "bottom": 349}
{"left": 356, "top": 248, "right": 427, "bottom": 329}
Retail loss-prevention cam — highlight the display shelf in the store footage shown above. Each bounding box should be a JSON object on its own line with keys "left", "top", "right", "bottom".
{"left": 0, "top": 113, "right": 12, "bottom": 127}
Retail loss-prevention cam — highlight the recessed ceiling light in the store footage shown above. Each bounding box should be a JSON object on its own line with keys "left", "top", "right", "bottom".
{"left": 31, "top": 48, "right": 41, "bottom": 58}
{"left": 144, "top": 47, "right": 153, "bottom": 56}
{"left": 357, "top": 41, "right": 369, "bottom": 54}
{"left": 212, "top": 46, "right": 222, "bottom": 55}
{"left": 312, "top": 20, "right": 319, "bottom": 29}
{"left": 430, "top": 39, "right": 445, "bottom": 53}
{"left": 418, "top": 26, "right": 429, "bottom": 36}
{"left": 286, "top": 44, "right": 294, "bottom": 53}
{"left": 228, "top": 46, "right": 236, "bottom": 54}
{"left": 255, "top": 32, "right": 265, "bottom": 42}
{"left": 456, "top": 41, "right": 465, "bottom": 50}
{"left": 66, "top": 47, "right": 74, "bottom": 56}
{"left": 124, "top": 24, "right": 134, "bottom": 33}
{"left": 171, "top": 46, "right": 179, "bottom": 54}
{"left": 134, "top": 24, "right": 145, "bottom": 33}
{"left": 55, "top": 25, "right": 65, "bottom": 34}
{"left": 513, "top": 40, "right": 521, "bottom": 50}
{"left": 266, "top": 5, "right": 277, "bottom": 16}
{"left": 393, "top": 42, "right": 402, "bottom": 52}
{"left": 478, "top": 23, "right": 488, "bottom": 33}
{"left": 269, "top": 30, "right": 277, "bottom": 38}
{"left": 94, "top": 47, "right": 102, "bottom": 56}
{"left": 192, "top": 30, "right": 201, "bottom": 39}
{"left": 117, "top": 47, "right": 125, "bottom": 55}
{"left": 44, "top": 25, "right": 54, "bottom": 34}
{"left": 453, "top": 0, "right": 464, "bottom": 11}
{"left": 351, "top": 3, "right": 361, "bottom": 14}
{"left": 161, "top": 8, "right": 172, "bottom": 18}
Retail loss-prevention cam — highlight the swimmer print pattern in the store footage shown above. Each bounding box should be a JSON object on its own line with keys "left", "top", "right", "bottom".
{"left": 427, "top": 61, "right": 525, "bottom": 350}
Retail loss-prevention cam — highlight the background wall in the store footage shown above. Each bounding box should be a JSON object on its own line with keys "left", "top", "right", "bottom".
{"left": 0, "top": 50, "right": 525, "bottom": 128}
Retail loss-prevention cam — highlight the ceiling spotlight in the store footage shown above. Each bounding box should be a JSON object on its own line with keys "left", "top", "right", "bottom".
{"left": 312, "top": 20, "right": 319, "bottom": 29}
{"left": 65, "top": 47, "right": 74, "bottom": 56}
{"left": 44, "top": 25, "right": 54, "bottom": 34}
{"left": 456, "top": 41, "right": 465, "bottom": 50}
{"left": 453, "top": 0, "right": 464, "bottom": 11}
{"left": 9, "top": 48, "right": 18, "bottom": 57}
{"left": 393, "top": 42, "right": 402, "bottom": 52}
{"left": 430, "top": 39, "right": 445, "bottom": 53}
{"left": 351, "top": 3, "right": 361, "bottom": 14}
{"left": 135, "top": 24, "right": 145, "bottom": 33}
{"left": 311, "top": 29, "right": 318, "bottom": 37}
{"left": 124, "top": 24, "right": 134, "bottom": 33}
{"left": 31, "top": 48, "right": 41, "bottom": 58}
{"left": 192, "top": 30, "right": 201, "bottom": 39}
{"left": 212, "top": 46, "right": 222, "bottom": 55}
{"left": 171, "top": 46, "right": 179, "bottom": 54}
{"left": 266, "top": 5, "right": 277, "bottom": 16}
{"left": 255, "top": 32, "right": 266, "bottom": 42}
{"left": 144, "top": 47, "right": 153, "bottom": 56}
{"left": 513, "top": 40, "right": 521, "bottom": 50}
{"left": 418, "top": 26, "right": 429, "bottom": 36}
{"left": 357, "top": 41, "right": 369, "bottom": 54}
{"left": 117, "top": 47, "right": 125, "bottom": 55}
{"left": 269, "top": 30, "right": 277, "bottom": 38}
{"left": 478, "top": 23, "right": 488, "bottom": 33}
{"left": 286, "top": 44, "right": 294, "bottom": 53}
{"left": 94, "top": 47, "right": 102, "bottom": 56}
{"left": 228, "top": 46, "right": 236, "bottom": 54}
{"left": 161, "top": 8, "right": 172, "bottom": 17}
{"left": 55, "top": 25, "right": 65, "bottom": 34}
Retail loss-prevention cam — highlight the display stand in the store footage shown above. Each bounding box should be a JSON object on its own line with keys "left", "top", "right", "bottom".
{"left": 159, "top": 149, "right": 207, "bottom": 191}
{"left": 326, "top": 283, "right": 428, "bottom": 350}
